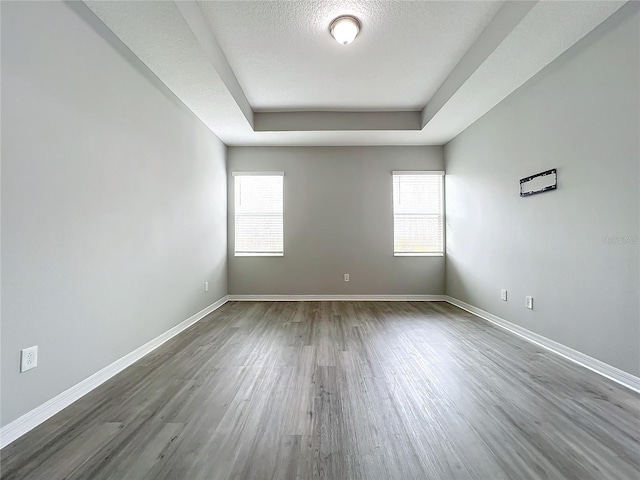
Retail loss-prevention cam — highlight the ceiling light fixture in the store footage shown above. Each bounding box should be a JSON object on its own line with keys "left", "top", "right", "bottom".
{"left": 330, "top": 15, "right": 361, "bottom": 46}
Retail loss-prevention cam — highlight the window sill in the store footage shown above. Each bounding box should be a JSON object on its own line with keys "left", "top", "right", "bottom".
{"left": 235, "top": 252, "right": 284, "bottom": 257}
{"left": 394, "top": 252, "right": 444, "bottom": 257}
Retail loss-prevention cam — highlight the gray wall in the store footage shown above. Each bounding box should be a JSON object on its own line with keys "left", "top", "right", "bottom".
{"left": 1, "top": 2, "right": 227, "bottom": 426}
{"left": 227, "top": 146, "right": 444, "bottom": 295}
{"left": 444, "top": 5, "right": 639, "bottom": 376}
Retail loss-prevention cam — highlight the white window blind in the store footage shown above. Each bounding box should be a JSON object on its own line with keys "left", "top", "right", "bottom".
{"left": 392, "top": 171, "right": 444, "bottom": 256}
{"left": 233, "top": 172, "right": 284, "bottom": 256}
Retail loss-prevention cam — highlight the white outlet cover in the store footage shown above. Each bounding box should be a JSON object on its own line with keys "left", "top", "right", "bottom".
{"left": 526, "top": 296, "right": 533, "bottom": 310}
{"left": 21, "top": 346, "right": 38, "bottom": 373}
{"left": 501, "top": 289, "right": 508, "bottom": 301}
{"left": 344, "top": 274, "right": 350, "bottom": 282}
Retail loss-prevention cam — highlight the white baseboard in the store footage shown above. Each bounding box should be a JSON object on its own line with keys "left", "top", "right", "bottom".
{"left": 0, "top": 295, "right": 229, "bottom": 449}
{"left": 444, "top": 296, "right": 640, "bottom": 393}
{"left": 228, "top": 294, "right": 447, "bottom": 302}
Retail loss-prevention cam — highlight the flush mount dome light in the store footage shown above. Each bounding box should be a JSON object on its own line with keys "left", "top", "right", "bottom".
{"left": 330, "top": 15, "right": 361, "bottom": 45}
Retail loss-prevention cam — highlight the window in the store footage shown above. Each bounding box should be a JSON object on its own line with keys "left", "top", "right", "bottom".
{"left": 392, "top": 171, "right": 444, "bottom": 256}
{"left": 233, "top": 172, "right": 284, "bottom": 256}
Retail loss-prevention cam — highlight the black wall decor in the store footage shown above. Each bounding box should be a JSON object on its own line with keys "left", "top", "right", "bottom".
{"left": 520, "top": 168, "right": 557, "bottom": 197}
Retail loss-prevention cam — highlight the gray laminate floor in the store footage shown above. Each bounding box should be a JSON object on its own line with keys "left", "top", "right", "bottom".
{"left": 1, "top": 301, "right": 639, "bottom": 479}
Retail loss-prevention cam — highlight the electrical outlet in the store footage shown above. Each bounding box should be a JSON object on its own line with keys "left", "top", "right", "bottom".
{"left": 204, "top": 281, "right": 209, "bottom": 292}
{"left": 501, "top": 289, "right": 508, "bottom": 301}
{"left": 525, "top": 296, "right": 533, "bottom": 310}
{"left": 21, "top": 346, "right": 38, "bottom": 373}
{"left": 344, "top": 274, "right": 350, "bottom": 282}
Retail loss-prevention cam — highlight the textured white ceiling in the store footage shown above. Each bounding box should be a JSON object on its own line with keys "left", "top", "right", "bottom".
{"left": 84, "top": 0, "right": 629, "bottom": 146}
{"left": 198, "top": 0, "right": 503, "bottom": 111}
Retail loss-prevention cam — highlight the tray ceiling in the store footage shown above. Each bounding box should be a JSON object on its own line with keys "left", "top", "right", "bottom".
{"left": 84, "top": 0, "right": 628, "bottom": 146}
{"left": 198, "top": 0, "right": 503, "bottom": 112}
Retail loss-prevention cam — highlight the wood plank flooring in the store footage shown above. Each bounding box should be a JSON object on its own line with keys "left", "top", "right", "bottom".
{"left": 1, "top": 301, "right": 639, "bottom": 479}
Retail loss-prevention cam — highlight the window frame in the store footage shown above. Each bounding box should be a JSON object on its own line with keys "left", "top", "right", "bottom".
{"left": 392, "top": 170, "right": 445, "bottom": 257}
{"left": 232, "top": 171, "right": 285, "bottom": 257}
